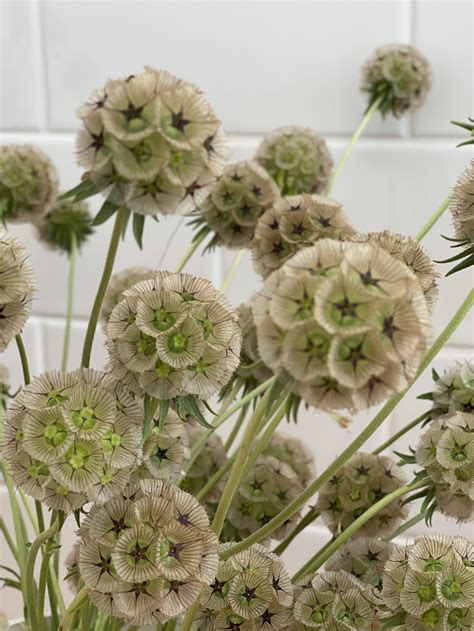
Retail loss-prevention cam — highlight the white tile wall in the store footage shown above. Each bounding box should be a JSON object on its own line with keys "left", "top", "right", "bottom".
{"left": 1, "top": 0, "right": 473, "bottom": 620}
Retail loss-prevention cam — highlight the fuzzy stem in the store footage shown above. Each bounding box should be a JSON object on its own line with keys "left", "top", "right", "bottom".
{"left": 174, "top": 231, "right": 207, "bottom": 273}
{"left": 416, "top": 194, "right": 452, "bottom": 242}
{"left": 293, "top": 479, "right": 427, "bottom": 581}
{"left": 220, "top": 288, "right": 474, "bottom": 561}
{"left": 224, "top": 407, "right": 247, "bottom": 452}
{"left": 220, "top": 249, "right": 245, "bottom": 293}
{"left": 211, "top": 387, "right": 275, "bottom": 537}
{"left": 273, "top": 507, "right": 320, "bottom": 556}
{"left": 81, "top": 207, "right": 126, "bottom": 368}
{"left": 61, "top": 232, "right": 77, "bottom": 371}
{"left": 25, "top": 514, "right": 61, "bottom": 631}
{"left": 189, "top": 376, "right": 277, "bottom": 465}
{"left": 372, "top": 411, "right": 430, "bottom": 455}
{"left": 58, "top": 586, "right": 88, "bottom": 631}
{"left": 327, "top": 97, "right": 381, "bottom": 194}
{"left": 15, "top": 334, "right": 30, "bottom": 385}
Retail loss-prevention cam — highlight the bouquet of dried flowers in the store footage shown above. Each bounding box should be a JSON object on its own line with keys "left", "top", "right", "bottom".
{"left": 0, "top": 45, "right": 473, "bottom": 631}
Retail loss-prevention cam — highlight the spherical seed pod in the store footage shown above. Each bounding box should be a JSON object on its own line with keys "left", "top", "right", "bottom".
{"left": 35, "top": 197, "right": 93, "bottom": 254}
{"left": 255, "top": 126, "right": 333, "bottom": 196}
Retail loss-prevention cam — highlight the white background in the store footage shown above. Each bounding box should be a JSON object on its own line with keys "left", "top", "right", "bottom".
{"left": 0, "top": 0, "right": 473, "bottom": 619}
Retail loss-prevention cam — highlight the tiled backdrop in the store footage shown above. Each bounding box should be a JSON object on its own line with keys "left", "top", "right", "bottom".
{"left": 1, "top": 0, "right": 473, "bottom": 619}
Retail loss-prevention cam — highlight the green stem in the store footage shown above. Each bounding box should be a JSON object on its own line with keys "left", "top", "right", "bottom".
{"left": 196, "top": 455, "right": 235, "bottom": 502}
{"left": 15, "top": 334, "right": 30, "bottom": 385}
{"left": 0, "top": 517, "right": 17, "bottom": 557}
{"left": 25, "top": 514, "right": 61, "bottom": 631}
{"left": 293, "top": 479, "right": 427, "bottom": 581}
{"left": 81, "top": 207, "right": 126, "bottom": 368}
{"left": 37, "top": 541, "right": 55, "bottom": 629}
{"left": 416, "top": 194, "right": 451, "bottom": 242}
{"left": 58, "top": 586, "right": 88, "bottom": 631}
{"left": 189, "top": 376, "right": 277, "bottom": 466}
{"left": 372, "top": 411, "right": 430, "bottom": 455}
{"left": 17, "top": 492, "right": 39, "bottom": 533}
{"left": 220, "top": 289, "right": 474, "bottom": 561}
{"left": 220, "top": 249, "right": 245, "bottom": 293}
{"left": 211, "top": 387, "right": 275, "bottom": 537}
{"left": 61, "top": 232, "right": 77, "bottom": 371}
{"left": 273, "top": 507, "right": 320, "bottom": 556}
{"left": 327, "top": 96, "right": 381, "bottom": 194}
{"left": 174, "top": 231, "right": 207, "bottom": 273}
{"left": 387, "top": 511, "right": 426, "bottom": 541}
{"left": 224, "top": 407, "right": 247, "bottom": 452}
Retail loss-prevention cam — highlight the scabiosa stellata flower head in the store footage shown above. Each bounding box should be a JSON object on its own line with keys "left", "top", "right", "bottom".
{"left": 0, "top": 231, "right": 35, "bottom": 352}
{"left": 105, "top": 271, "right": 242, "bottom": 401}
{"left": 76, "top": 67, "right": 226, "bottom": 216}
{"left": 293, "top": 570, "right": 378, "bottom": 630}
{"left": 264, "top": 432, "right": 316, "bottom": 487}
{"left": 445, "top": 159, "right": 474, "bottom": 275}
{"left": 100, "top": 266, "right": 155, "bottom": 327}
{"left": 350, "top": 230, "right": 439, "bottom": 310}
{"left": 361, "top": 44, "right": 431, "bottom": 118}
{"left": 380, "top": 535, "right": 474, "bottom": 630}
{"left": 1, "top": 368, "right": 143, "bottom": 512}
{"left": 0, "top": 145, "right": 58, "bottom": 224}
{"left": 251, "top": 195, "right": 356, "bottom": 279}
{"left": 198, "top": 544, "right": 293, "bottom": 629}
{"left": 255, "top": 126, "right": 333, "bottom": 196}
{"left": 429, "top": 361, "right": 474, "bottom": 418}
{"left": 253, "top": 239, "right": 432, "bottom": 412}
{"left": 415, "top": 412, "right": 474, "bottom": 523}
{"left": 35, "top": 197, "right": 94, "bottom": 255}
{"left": 317, "top": 452, "right": 409, "bottom": 538}
{"left": 192, "top": 160, "right": 280, "bottom": 250}
{"left": 78, "top": 478, "right": 219, "bottom": 624}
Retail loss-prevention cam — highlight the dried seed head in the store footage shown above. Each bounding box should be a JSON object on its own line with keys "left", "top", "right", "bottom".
{"left": 35, "top": 197, "right": 93, "bottom": 255}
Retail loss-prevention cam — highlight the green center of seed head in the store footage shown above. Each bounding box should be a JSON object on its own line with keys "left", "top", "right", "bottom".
{"left": 441, "top": 578, "right": 463, "bottom": 601}
{"left": 101, "top": 431, "right": 121, "bottom": 454}
{"left": 155, "top": 360, "right": 173, "bottom": 378}
{"left": 131, "top": 141, "right": 153, "bottom": 165}
{"left": 424, "top": 558, "right": 445, "bottom": 572}
{"left": 153, "top": 307, "right": 176, "bottom": 331}
{"left": 311, "top": 605, "right": 329, "bottom": 624}
{"left": 43, "top": 420, "right": 68, "bottom": 447}
{"left": 336, "top": 606, "right": 355, "bottom": 626}
{"left": 296, "top": 296, "right": 314, "bottom": 321}
{"left": 101, "top": 469, "right": 113, "bottom": 485}
{"left": 447, "top": 608, "right": 467, "bottom": 626}
{"left": 47, "top": 389, "right": 68, "bottom": 406}
{"left": 15, "top": 429, "right": 24, "bottom": 441}
{"left": 422, "top": 607, "right": 441, "bottom": 626}
{"left": 349, "top": 488, "right": 362, "bottom": 502}
{"left": 71, "top": 406, "right": 97, "bottom": 432}
{"left": 28, "top": 462, "right": 49, "bottom": 479}
{"left": 137, "top": 334, "right": 156, "bottom": 356}
{"left": 418, "top": 584, "right": 437, "bottom": 603}
{"left": 451, "top": 445, "right": 467, "bottom": 462}
{"left": 202, "top": 318, "right": 213, "bottom": 338}
{"left": 168, "top": 332, "right": 188, "bottom": 353}
{"left": 66, "top": 444, "right": 90, "bottom": 469}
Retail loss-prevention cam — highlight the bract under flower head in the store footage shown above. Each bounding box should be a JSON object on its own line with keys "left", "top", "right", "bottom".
{"left": 317, "top": 452, "right": 408, "bottom": 538}
{"left": 198, "top": 160, "right": 280, "bottom": 249}
{"left": 255, "top": 126, "right": 333, "bottom": 196}
{"left": 35, "top": 197, "right": 93, "bottom": 255}
{"left": 1, "top": 368, "right": 142, "bottom": 512}
{"left": 361, "top": 43, "right": 431, "bottom": 118}
{"left": 415, "top": 412, "right": 474, "bottom": 523}
{"left": 78, "top": 479, "right": 219, "bottom": 624}
{"left": 253, "top": 238, "right": 432, "bottom": 412}
{"left": 251, "top": 195, "right": 356, "bottom": 279}
{"left": 76, "top": 67, "right": 226, "bottom": 215}
{"left": 0, "top": 145, "right": 59, "bottom": 223}
{"left": 199, "top": 544, "right": 293, "bottom": 630}
{"left": 106, "top": 271, "right": 242, "bottom": 400}
{"left": 0, "top": 230, "right": 36, "bottom": 352}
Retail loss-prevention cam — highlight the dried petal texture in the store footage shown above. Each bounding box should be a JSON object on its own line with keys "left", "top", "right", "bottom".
{"left": 450, "top": 159, "right": 474, "bottom": 245}
{"left": 198, "top": 160, "right": 280, "bottom": 249}
{"left": 106, "top": 271, "right": 241, "bottom": 399}
{"left": 430, "top": 360, "right": 474, "bottom": 419}
{"left": 0, "top": 145, "right": 59, "bottom": 223}
{"left": 251, "top": 194, "right": 356, "bottom": 279}
{"left": 255, "top": 126, "right": 333, "bottom": 196}
{"left": 415, "top": 412, "right": 474, "bottom": 522}
{"left": 76, "top": 67, "right": 226, "bottom": 215}
{"left": 253, "top": 238, "right": 431, "bottom": 412}
{"left": 0, "top": 230, "right": 35, "bottom": 351}
{"left": 317, "top": 452, "right": 408, "bottom": 539}
{"left": 361, "top": 43, "right": 431, "bottom": 118}
{"left": 1, "top": 368, "right": 142, "bottom": 512}
{"left": 78, "top": 479, "right": 218, "bottom": 623}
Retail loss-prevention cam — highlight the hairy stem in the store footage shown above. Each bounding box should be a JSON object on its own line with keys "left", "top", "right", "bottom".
{"left": 81, "top": 207, "right": 126, "bottom": 368}
{"left": 15, "top": 334, "right": 30, "bottom": 385}
{"left": 327, "top": 96, "right": 381, "bottom": 194}
{"left": 416, "top": 194, "right": 452, "bottom": 241}
{"left": 372, "top": 411, "right": 430, "bottom": 455}
{"left": 293, "top": 479, "right": 427, "bottom": 581}
{"left": 61, "top": 232, "right": 77, "bottom": 371}
{"left": 220, "top": 288, "right": 474, "bottom": 560}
